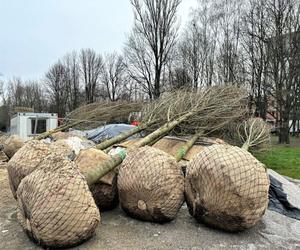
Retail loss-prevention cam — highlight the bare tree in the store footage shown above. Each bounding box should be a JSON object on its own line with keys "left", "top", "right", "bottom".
{"left": 0, "top": 80, "right": 4, "bottom": 100}
{"left": 102, "top": 52, "right": 126, "bottom": 101}
{"left": 263, "top": 0, "right": 300, "bottom": 143}
{"left": 6, "top": 78, "right": 25, "bottom": 107}
{"left": 79, "top": 49, "right": 103, "bottom": 104}
{"left": 291, "top": 81, "right": 300, "bottom": 136}
{"left": 125, "top": 0, "right": 181, "bottom": 99}
{"left": 242, "top": 0, "right": 270, "bottom": 118}
{"left": 44, "top": 62, "right": 69, "bottom": 117}
{"left": 168, "top": 67, "right": 192, "bottom": 89}
{"left": 62, "top": 52, "right": 81, "bottom": 110}
{"left": 3, "top": 78, "right": 47, "bottom": 114}
{"left": 178, "top": 1, "right": 219, "bottom": 88}
{"left": 214, "top": 0, "right": 245, "bottom": 85}
{"left": 177, "top": 0, "right": 246, "bottom": 88}
{"left": 178, "top": 17, "right": 202, "bottom": 89}
{"left": 23, "top": 80, "right": 47, "bottom": 112}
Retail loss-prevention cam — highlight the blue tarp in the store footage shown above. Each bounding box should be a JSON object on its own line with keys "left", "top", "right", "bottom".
{"left": 72, "top": 124, "right": 141, "bottom": 144}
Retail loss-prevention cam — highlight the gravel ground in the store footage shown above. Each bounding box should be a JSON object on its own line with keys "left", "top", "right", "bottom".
{"left": 1, "top": 167, "right": 300, "bottom": 250}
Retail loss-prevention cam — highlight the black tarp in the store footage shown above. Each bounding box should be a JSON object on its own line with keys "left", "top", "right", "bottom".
{"left": 268, "top": 173, "right": 300, "bottom": 220}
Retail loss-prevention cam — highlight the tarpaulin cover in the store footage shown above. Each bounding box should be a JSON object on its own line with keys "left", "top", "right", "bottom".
{"left": 268, "top": 169, "right": 300, "bottom": 220}
{"left": 71, "top": 124, "right": 141, "bottom": 144}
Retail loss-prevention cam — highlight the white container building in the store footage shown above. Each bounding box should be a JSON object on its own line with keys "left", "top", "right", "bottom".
{"left": 10, "top": 112, "right": 58, "bottom": 141}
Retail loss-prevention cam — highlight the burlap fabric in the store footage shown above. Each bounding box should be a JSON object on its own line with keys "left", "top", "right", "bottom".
{"left": 16, "top": 153, "right": 100, "bottom": 248}
{"left": 185, "top": 144, "right": 270, "bottom": 231}
{"left": 76, "top": 148, "right": 119, "bottom": 211}
{"left": 7, "top": 140, "right": 73, "bottom": 199}
{"left": 51, "top": 131, "right": 70, "bottom": 140}
{"left": 8, "top": 140, "right": 52, "bottom": 199}
{"left": 89, "top": 176, "right": 118, "bottom": 211}
{"left": 3, "top": 135, "right": 24, "bottom": 158}
{"left": 118, "top": 146, "right": 184, "bottom": 222}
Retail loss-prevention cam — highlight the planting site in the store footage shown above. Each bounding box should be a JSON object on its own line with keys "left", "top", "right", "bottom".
{"left": 1, "top": 87, "right": 300, "bottom": 249}
{"left": 1, "top": 0, "right": 300, "bottom": 249}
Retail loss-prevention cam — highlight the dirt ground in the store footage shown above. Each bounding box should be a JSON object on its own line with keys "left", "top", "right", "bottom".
{"left": 1, "top": 166, "right": 300, "bottom": 250}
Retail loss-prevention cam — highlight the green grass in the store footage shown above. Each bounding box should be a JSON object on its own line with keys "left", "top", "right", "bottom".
{"left": 254, "top": 138, "right": 300, "bottom": 180}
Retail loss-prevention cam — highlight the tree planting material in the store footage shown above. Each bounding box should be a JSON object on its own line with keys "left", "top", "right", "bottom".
{"left": 75, "top": 148, "right": 119, "bottom": 211}
{"left": 85, "top": 86, "right": 246, "bottom": 185}
{"left": 2, "top": 135, "right": 24, "bottom": 158}
{"left": 7, "top": 140, "right": 75, "bottom": 199}
{"left": 185, "top": 118, "right": 270, "bottom": 231}
{"left": 118, "top": 146, "right": 184, "bottom": 222}
{"left": 7, "top": 140, "right": 53, "bottom": 199}
{"left": 16, "top": 154, "right": 100, "bottom": 248}
{"left": 117, "top": 132, "right": 203, "bottom": 222}
{"left": 14, "top": 86, "right": 246, "bottom": 247}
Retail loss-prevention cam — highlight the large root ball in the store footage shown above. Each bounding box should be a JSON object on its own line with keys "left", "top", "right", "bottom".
{"left": 7, "top": 140, "right": 74, "bottom": 198}
{"left": 7, "top": 140, "right": 52, "bottom": 198}
{"left": 3, "top": 135, "right": 24, "bottom": 158}
{"left": 118, "top": 146, "right": 184, "bottom": 223}
{"left": 185, "top": 144, "right": 270, "bottom": 232}
{"left": 16, "top": 154, "right": 100, "bottom": 248}
{"left": 76, "top": 148, "right": 119, "bottom": 211}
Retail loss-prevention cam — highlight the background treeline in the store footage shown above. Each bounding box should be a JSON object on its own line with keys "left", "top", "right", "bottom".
{"left": 1, "top": 0, "right": 300, "bottom": 144}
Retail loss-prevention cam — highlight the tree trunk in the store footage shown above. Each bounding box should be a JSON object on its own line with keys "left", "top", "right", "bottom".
{"left": 174, "top": 132, "right": 202, "bottom": 162}
{"left": 278, "top": 117, "right": 290, "bottom": 144}
{"left": 153, "top": 72, "right": 161, "bottom": 99}
{"left": 96, "top": 122, "right": 155, "bottom": 150}
{"left": 85, "top": 111, "right": 194, "bottom": 185}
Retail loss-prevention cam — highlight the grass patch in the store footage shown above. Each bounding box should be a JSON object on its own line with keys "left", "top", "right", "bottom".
{"left": 254, "top": 142, "right": 300, "bottom": 180}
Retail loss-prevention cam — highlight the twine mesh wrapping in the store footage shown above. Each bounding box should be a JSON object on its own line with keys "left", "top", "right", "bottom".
{"left": 89, "top": 175, "right": 118, "bottom": 211}
{"left": 3, "top": 135, "right": 24, "bottom": 158}
{"left": 76, "top": 148, "right": 119, "bottom": 211}
{"left": 118, "top": 146, "right": 184, "bottom": 222}
{"left": 7, "top": 140, "right": 73, "bottom": 199}
{"left": 185, "top": 144, "right": 269, "bottom": 231}
{"left": 16, "top": 154, "right": 100, "bottom": 248}
{"left": 8, "top": 141, "right": 52, "bottom": 199}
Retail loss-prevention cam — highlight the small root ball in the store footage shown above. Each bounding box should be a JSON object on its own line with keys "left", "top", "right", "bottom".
{"left": 185, "top": 144, "right": 269, "bottom": 232}
{"left": 118, "top": 146, "right": 184, "bottom": 223}
{"left": 16, "top": 154, "right": 100, "bottom": 248}
{"left": 76, "top": 148, "right": 119, "bottom": 211}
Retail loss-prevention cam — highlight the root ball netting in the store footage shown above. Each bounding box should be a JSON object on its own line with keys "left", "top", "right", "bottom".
{"left": 118, "top": 146, "right": 184, "bottom": 223}
{"left": 3, "top": 135, "right": 24, "bottom": 158}
{"left": 7, "top": 140, "right": 74, "bottom": 199}
{"left": 185, "top": 144, "right": 269, "bottom": 231}
{"left": 16, "top": 154, "right": 100, "bottom": 248}
{"left": 7, "top": 141, "right": 52, "bottom": 198}
{"left": 76, "top": 148, "right": 119, "bottom": 211}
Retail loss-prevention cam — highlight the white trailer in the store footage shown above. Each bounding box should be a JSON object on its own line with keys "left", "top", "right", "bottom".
{"left": 10, "top": 112, "right": 58, "bottom": 141}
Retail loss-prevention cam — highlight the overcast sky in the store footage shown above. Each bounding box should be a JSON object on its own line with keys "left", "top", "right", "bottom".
{"left": 0, "top": 0, "right": 197, "bottom": 81}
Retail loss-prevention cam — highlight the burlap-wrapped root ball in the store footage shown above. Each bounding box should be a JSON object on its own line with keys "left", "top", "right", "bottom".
{"left": 76, "top": 148, "right": 119, "bottom": 211}
{"left": 17, "top": 154, "right": 100, "bottom": 248}
{"left": 185, "top": 144, "right": 270, "bottom": 232}
{"left": 7, "top": 140, "right": 52, "bottom": 199}
{"left": 118, "top": 146, "right": 184, "bottom": 223}
{"left": 3, "top": 135, "right": 24, "bottom": 158}
{"left": 7, "top": 140, "right": 73, "bottom": 199}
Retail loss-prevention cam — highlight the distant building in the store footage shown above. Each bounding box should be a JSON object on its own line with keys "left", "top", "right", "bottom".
{"left": 10, "top": 112, "right": 58, "bottom": 141}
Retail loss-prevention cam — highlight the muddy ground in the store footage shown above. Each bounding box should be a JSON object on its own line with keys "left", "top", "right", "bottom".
{"left": 1, "top": 166, "right": 300, "bottom": 250}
